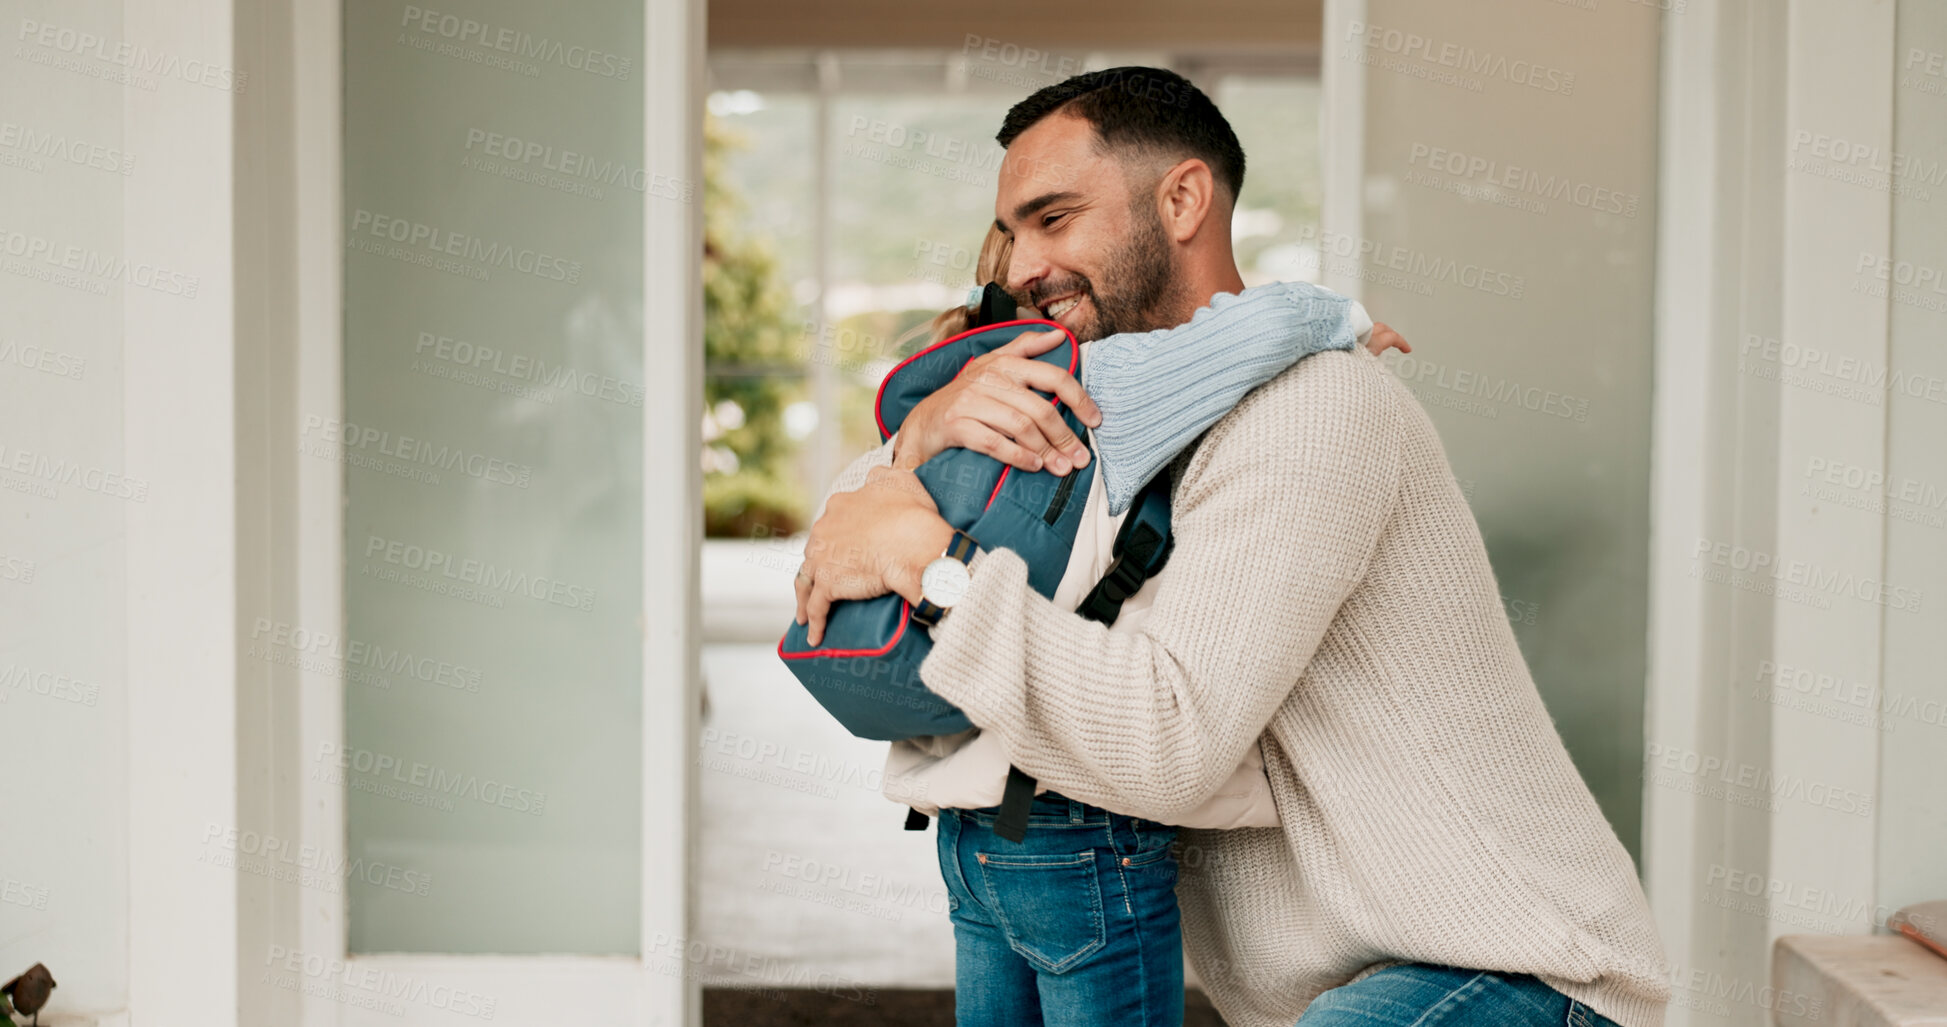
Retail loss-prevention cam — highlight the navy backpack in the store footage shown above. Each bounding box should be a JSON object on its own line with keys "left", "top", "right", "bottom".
{"left": 777, "top": 285, "right": 1174, "bottom": 839}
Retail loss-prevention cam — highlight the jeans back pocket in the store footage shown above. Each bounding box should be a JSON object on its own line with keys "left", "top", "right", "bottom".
{"left": 977, "top": 850, "right": 1108, "bottom": 974}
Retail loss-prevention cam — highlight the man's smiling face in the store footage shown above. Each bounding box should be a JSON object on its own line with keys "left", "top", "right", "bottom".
{"left": 993, "top": 112, "right": 1177, "bottom": 342}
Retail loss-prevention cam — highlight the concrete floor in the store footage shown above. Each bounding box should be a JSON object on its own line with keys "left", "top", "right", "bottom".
{"left": 695, "top": 640, "right": 959, "bottom": 990}
{"left": 693, "top": 541, "right": 1234, "bottom": 1024}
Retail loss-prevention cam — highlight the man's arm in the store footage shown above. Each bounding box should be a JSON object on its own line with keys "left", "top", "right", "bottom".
{"left": 918, "top": 351, "right": 1403, "bottom": 821}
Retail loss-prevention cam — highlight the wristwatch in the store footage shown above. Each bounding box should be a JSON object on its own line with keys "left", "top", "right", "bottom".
{"left": 911, "top": 529, "right": 979, "bottom": 628}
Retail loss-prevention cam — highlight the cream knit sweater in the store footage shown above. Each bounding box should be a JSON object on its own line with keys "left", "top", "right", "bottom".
{"left": 820, "top": 338, "right": 1283, "bottom": 828}
{"left": 859, "top": 420, "right": 1281, "bottom": 829}
{"left": 913, "top": 346, "right": 1670, "bottom": 1027}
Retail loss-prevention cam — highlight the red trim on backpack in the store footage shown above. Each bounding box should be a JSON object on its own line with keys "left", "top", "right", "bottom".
{"left": 777, "top": 599, "right": 912, "bottom": 660}
{"left": 872, "top": 319, "right": 1078, "bottom": 442}
{"left": 986, "top": 466, "right": 1009, "bottom": 511}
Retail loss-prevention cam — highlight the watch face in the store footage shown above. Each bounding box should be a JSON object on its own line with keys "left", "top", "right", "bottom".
{"left": 921, "top": 556, "right": 971, "bottom": 608}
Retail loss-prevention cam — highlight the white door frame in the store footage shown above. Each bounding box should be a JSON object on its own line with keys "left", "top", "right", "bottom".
{"left": 124, "top": 0, "right": 242, "bottom": 1020}
{"left": 1319, "top": 2, "right": 1901, "bottom": 1022}
{"left": 132, "top": 0, "right": 711, "bottom": 1022}
{"left": 1645, "top": 1, "right": 1896, "bottom": 1022}
{"left": 1318, "top": 0, "right": 1365, "bottom": 302}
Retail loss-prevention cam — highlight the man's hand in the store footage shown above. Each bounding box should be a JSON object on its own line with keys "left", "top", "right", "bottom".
{"left": 795, "top": 466, "right": 955, "bottom": 646}
{"left": 1368, "top": 321, "right": 1411, "bottom": 355}
{"left": 893, "top": 328, "right": 1102, "bottom": 476}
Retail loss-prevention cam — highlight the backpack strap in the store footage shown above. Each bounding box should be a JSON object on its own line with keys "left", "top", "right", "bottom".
{"left": 974, "top": 281, "right": 1017, "bottom": 327}
{"left": 903, "top": 806, "right": 930, "bottom": 831}
{"left": 1075, "top": 470, "right": 1175, "bottom": 625}
{"left": 994, "top": 470, "right": 1174, "bottom": 844}
{"left": 992, "top": 765, "right": 1038, "bottom": 843}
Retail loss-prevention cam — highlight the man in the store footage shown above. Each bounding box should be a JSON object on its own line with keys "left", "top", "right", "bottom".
{"left": 794, "top": 68, "right": 1669, "bottom": 1027}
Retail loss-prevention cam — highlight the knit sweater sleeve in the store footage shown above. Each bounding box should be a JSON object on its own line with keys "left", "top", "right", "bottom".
{"left": 919, "top": 350, "right": 1403, "bottom": 821}
{"left": 812, "top": 435, "right": 897, "bottom": 519}
{"left": 1083, "top": 281, "right": 1369, "bottom": 516}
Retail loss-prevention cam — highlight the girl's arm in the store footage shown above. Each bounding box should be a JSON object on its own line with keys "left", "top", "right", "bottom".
{"left": 1081, "top": 281, "right": 1380, "bottom": 515}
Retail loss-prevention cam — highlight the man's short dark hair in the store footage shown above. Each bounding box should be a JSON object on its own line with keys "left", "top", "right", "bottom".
{"left": 996, "top": 66, "right": 1246, "bottom": 200}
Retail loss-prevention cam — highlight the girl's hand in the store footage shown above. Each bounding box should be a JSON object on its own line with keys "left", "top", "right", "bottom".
{"left": 1367, "top": 322, "right": 1412, "bottom": 355}
{"left": 892, "top": 328, "right": 1100, "bottom": 476}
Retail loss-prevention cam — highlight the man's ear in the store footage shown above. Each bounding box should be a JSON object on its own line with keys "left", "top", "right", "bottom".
{"left": 1156, "top": 158, "right": 1218, "bottom": 244}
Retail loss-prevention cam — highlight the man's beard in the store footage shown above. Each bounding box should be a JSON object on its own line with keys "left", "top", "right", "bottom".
{"left": 1026, "top": 202, "right": 1176, "bottom": 342}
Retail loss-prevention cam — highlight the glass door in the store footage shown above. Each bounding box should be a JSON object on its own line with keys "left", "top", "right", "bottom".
{"left": 306, "top": 0, "right": 695, "bottom": 1021}
{"left": 341, "top": 0, "right": 644, "bottom": 957}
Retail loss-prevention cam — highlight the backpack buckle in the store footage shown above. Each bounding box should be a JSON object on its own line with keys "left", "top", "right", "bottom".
{"left": 1098, "top": 555, "right": 1147, "bottom": 602}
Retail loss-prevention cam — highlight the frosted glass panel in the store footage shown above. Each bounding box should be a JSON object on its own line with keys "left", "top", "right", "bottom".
{"left": 342, "top": 0, "right": 644, "bottom": 954}
{"left": 1876, "top": 0, "right": 1947, "bottom": 914}
{"left": 1356, "top": 0, "right": 1660, "bottom": 857}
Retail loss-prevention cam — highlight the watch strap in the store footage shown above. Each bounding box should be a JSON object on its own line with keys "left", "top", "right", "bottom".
{"left": 911, "top": 530, "right": 978, "bottom": 628}
{"left": 940, "top": 529, "right": 978, "bottom": 565}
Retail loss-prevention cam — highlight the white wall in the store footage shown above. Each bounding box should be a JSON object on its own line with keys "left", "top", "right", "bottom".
{"left": 1875, "top": 0, "right": 1947, "bottom": 919}
{"left": 1645, "top": 2, "right": 1791, "bottom": 1018}
{"left": 1, "top": 0, "right": 252, "bottom": 1019}
{"left": 0, "top": 0, "right": 134, "bottom": 1017}
{"left": 1648, "top": 1, "right": 1943, "bottom": 1023}
{"left": 3, "top": 0, "right": 703, "bottom": 1020}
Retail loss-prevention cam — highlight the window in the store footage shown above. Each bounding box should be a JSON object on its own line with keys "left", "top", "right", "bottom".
{"left": 702, "top": 52, "right": 1322, "bottom": 539}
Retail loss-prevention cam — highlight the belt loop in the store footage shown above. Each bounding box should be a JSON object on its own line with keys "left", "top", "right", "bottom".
{"left": 1069, "top": 797, "right": 1085, "bottom": 823}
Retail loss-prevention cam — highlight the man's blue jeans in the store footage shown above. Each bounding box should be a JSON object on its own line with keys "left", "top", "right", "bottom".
{"left": 937, "top": 791, "right": 1183, "bottom": 1027}
{"left": 1299, "top": 963, "right": 1627, "bottom": 1026}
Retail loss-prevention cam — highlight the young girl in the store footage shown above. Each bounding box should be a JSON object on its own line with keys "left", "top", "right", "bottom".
{"left": 823, "top": 225, "right": 1408, "bottom": 1026}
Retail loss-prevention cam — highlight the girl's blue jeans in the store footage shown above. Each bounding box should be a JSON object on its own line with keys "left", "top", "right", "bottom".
{"left": 936, "top": 791, "right": 1184, "bottom": 1027}
{"left": 934, "top": 796, "right": 1630, "bottom": 1027}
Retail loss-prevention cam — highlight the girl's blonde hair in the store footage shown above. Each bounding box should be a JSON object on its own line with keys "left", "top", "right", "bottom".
{"left": 894, "top": 225, "right": 1017, "bottom": 353}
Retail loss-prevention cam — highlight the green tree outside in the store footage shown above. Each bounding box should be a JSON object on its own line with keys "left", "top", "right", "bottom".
{"left": 702, "top": 112, "right": 807, "bottom": 538}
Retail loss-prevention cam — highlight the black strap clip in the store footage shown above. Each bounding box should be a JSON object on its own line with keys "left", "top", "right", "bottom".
{"left": 993, "top": 765, "right": 1037, "bottom": 843}
{"left": 1097, "top": 552, "right": 1149, "bottom": 601}
{"left": 1077, "top": 531, "right": 1165, "bottom": 625}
